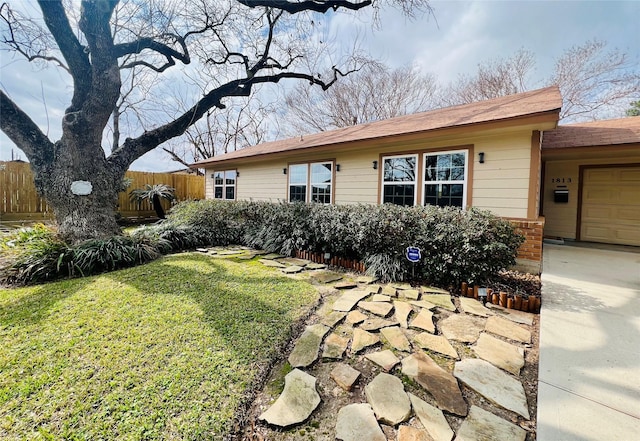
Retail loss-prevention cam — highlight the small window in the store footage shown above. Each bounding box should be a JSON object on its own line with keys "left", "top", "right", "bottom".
{"left": 310, "top": 162, "right": 332, "bottom": 204}
{"left": 423, "top": 150, "right": 467, "bottom": 208}
{"left": 288, "top": 164, "right": 308, "bottom": 202}
{"left": 381, "top": 155, "right": 417, "bottom": 206}
{"left": 213, "top": 170, "right": 236, "bottom": 200}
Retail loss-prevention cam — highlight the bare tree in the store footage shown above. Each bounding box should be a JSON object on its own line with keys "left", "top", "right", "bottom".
{"left": 0, "top": 0, "right": 430, "bottom": 243}
{"left": 550, "top": 39, "right": 640, "bottom": 121}
{"left": 439, "top": 41, "right": 640, "bottom": 122}
{"left": 282, "top": 61, "right": 438, "bottom": 134}
{"left": 437, "top": 49, "right": 535, "bottom": 107}
{"left": 162, "top": 95, "right": 278, "bottom": 171}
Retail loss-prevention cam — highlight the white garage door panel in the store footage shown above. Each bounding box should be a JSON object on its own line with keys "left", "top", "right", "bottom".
{"left": 581, "top": 167, "right": 640, "bottom": 247}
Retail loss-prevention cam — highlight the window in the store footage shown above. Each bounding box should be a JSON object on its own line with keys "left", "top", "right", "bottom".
{"left": 423, "top": 150, "right": 467, "bottom": 208}
{"left": 381, "top": 154, "right": 417, "bottom": 206}
{"left": 289, "top": 164, "right": 307, "bottom": 202}
{"left": 288, "top": 161, "right": 333, "bottom": 203}
{"left": 213, "top": 170, "right": 236, "bottom": 200}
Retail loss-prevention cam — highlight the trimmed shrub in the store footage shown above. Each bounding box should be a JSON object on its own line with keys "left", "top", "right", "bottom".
{"left": 144, "top": 200, "right": 524, "bottom": 285}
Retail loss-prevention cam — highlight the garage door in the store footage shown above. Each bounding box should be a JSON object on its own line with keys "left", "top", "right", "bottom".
{"left": 580, "top": 166, "right": 640, "bottom": 246}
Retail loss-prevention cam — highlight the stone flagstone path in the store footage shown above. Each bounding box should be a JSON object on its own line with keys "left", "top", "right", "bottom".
{"left": 198, "top": 248, "right": 538, "bottom": 440}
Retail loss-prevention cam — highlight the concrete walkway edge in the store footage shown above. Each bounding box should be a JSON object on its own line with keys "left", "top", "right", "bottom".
{"left": 537, "top": 244, "right": 640, "bottom": 440}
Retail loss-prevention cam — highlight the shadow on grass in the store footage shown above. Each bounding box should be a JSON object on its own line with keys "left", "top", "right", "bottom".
{"left": 103, "top": 253, "right": 319, "bottom": 361}
{"left": 0, "top": 277, "right": 93, "bottom": 327}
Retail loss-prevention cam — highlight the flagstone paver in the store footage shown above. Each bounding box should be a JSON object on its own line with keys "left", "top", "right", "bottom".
{"left": 485, "top": 303, "right": 534, "bottom": 325}
{"left": 397, "top": 425, "right": 433, "bottom": 441}
{"left": 360, "top": 317, "right": 398, "bottom": 331}
{"left": 305, "top": 263, "right": 327, "bottom": 270}
{"left": 409, "top": 300, "right": 438, "bottom": 310}
{"left": 421, "top": 294, "right": 456, "bottom": 311}
{"left": 333, "top": 290, "right": 370, "bottom": 312}
{"left": 459, "top": 297, "right": 492, "bottom": 317}
{"left": 372, "top": 294, "right": 391, "bottom": 302}
{"left": 365, "top": 284, "right": 382, "bottom": 294}
{"left": 323, "top": 333, "right": 349, "bottom": 359}
{"left": 335, "top": 281, "right": 358, "bottom": 290}
{"left": 392, "top": 283, "right": 412, "bottom": 290}
{"left": 313, "top": 271, "right": 343, "bottom": 284}
{"left": 381, "top": 285, "right": 397, "bottom": 296}
{"left": 278, "top": 257, "right": 310, "bottom": 267}
{"left": 365, "top": 350, "right": 400, "bottom": 372}
{"left": 258, "top": 369, "right": 320, "bottom": 427}
{"left": 413, "top": 332, "right": 458, "bottom": 359}
{"left": 281, "top": 265, "right": 304, "bottom": 274}
{"left": 351, "top": 328, "right": 380, "bottom": 353}
{"left": 346, "top": 310, "right": 367, "bottom": 324}
{"left": 473, "top": 333, "right": 525, "bottom": 375}
{"left": 399, "top": 289, "right": 420, "bottom": 300}
{"left": 409, "top": 309, "right": 435, "bottom": 333}
{"left": 335, "top": 403, "right": 385, "bottom": 441}
{"left": 401, "top": 351, "right": 468, "bottom": 416}
{"left": 288, "top": 324, "right": 330, "bottom": 368}
{"left": 455, "top": 406, "right": 527, "bottom": 441}
{"left": 330, "top": 363, "right": 361, "bottom": 391}
{"left": 259, "top": 259, "right": 286, "bottom": 268}
{"left": 421, "top": 286, "right": 450, "bottom": 295}
{"left": 365, "top": 373, "right": 411, "bottom": 425}
{"left": 321, "top": 311, "right": 347, "bottom": 327}
{"left": 438, "top": 314, "right": 484, "bottom": 343}
{"left": 394, "top": 301, "right": 413, "bottom": 328}
{"left": 408, "top": 393, "right": 454, "bottom": 441}
{"left": 358, "top": 301, "right": 393, "bottom": 317}
{"left": 380, "top": 326, "right": 412, "bottom": 352}
{"left": 485, "top": 315, "right": 532, "bottom": 343}
{"left": 261, "top": 253, "right": 284, "bottom": 260}
{"left": 357, "top": 276, "right": 378, "bottom": 284}
{"left": 454, "top": 358, "right": 530, "bottom": 419}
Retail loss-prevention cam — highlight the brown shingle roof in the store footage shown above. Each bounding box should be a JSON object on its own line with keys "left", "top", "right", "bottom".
{"left": 543, "top": 117, "right": 640, "bottom": 149}
{"left": 192, "top": 86, "right": 561, "bottom": 166}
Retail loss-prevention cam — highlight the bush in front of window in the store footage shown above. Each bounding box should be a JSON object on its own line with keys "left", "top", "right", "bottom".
{"left": 147, "top": 200, "right": 524, "bottom": 285}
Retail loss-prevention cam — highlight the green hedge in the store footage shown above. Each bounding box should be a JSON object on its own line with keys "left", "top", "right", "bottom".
{"left": 1, "top": 201, "right": 523, "bottom": 285}
{"left": 134, "top": 200, "right": 524, "bottom": 285}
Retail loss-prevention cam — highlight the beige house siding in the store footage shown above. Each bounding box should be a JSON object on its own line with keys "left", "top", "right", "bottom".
{"left": 205, "top": 130, "right": 537, "bottom": 219}
{"left": 542, "top": 152, "right": 640, "bottom": 240}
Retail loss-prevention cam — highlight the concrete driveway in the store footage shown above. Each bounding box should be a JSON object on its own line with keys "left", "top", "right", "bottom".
{"left": 537, "top": 244, "right": 640, "bottom": 440}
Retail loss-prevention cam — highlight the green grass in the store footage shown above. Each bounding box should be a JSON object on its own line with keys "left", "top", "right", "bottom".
{"left": 0, "top": 253, "right": 318, "bottom": 440}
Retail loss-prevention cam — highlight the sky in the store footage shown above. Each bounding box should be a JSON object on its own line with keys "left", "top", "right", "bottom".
{"left": 1, "top": 0, "right": 638, "bottom": 172}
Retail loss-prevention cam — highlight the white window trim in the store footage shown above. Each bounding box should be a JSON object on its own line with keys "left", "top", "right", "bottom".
{"left": 288, "top": 161, "right": 334, "bottom": 204}
{"left": 213, "top": 170, "right": 237, "bottom": 200}
{"left": 422, "top": 149, "right": 468, "bottom": 209}
{"left": 380, "top": 153, "right": 418, "bottom": 206}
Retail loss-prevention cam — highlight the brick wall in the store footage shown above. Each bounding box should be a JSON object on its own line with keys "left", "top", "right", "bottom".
{"left": 510, "top": 217, "right": 545, "bottom": 273}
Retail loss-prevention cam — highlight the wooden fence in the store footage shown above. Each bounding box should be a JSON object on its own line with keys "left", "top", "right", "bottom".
{"left": 0, "top": 161, "right": 204, "bottom": 222}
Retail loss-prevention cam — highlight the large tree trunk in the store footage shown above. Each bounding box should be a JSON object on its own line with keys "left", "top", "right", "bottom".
{"left": 34, "top": 139, "right": 123, "bottom": 244}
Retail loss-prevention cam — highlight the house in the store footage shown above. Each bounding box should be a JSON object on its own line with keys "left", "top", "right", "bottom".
{"left": 191, "top": 86, "right": 640, "bottom": 273}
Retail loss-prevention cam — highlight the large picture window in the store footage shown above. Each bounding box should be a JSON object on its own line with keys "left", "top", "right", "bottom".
{"left": 213, "top": 170, "right": 236, "bottom": 200}
{"left": 288, "top": 161, "right": 333, "bottom": 203}
{"left": 423, "top": 150, "right": 467, "bottom": 208}
{"left": 381, "top": 154, "right": 417, "bottom": 206}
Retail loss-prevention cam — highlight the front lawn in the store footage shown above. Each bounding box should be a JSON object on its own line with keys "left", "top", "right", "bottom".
{"left": 0, "top": 253, "right": 318, "bottom": 440}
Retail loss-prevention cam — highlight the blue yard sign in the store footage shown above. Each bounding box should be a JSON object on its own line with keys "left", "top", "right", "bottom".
{"left": 406, "top": 246, "right": 421, "bottom": 263}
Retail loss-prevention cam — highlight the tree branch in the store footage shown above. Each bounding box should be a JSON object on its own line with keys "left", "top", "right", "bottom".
{"left": 236, "top": 0, "right": 372, "bottom": 14}
{"left": 114, "top": 35, "right": 190, "bottom": 68}
{"left": 37, "top": 0, "right": 91, "bottom": 111}
{"left": 0, "top": 90, "right": 54, "bottom": 167}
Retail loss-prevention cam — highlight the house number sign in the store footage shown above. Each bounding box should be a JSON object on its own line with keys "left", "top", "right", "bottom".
{"left": 550, "top": 177, "right": 572, "bottom": 184}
